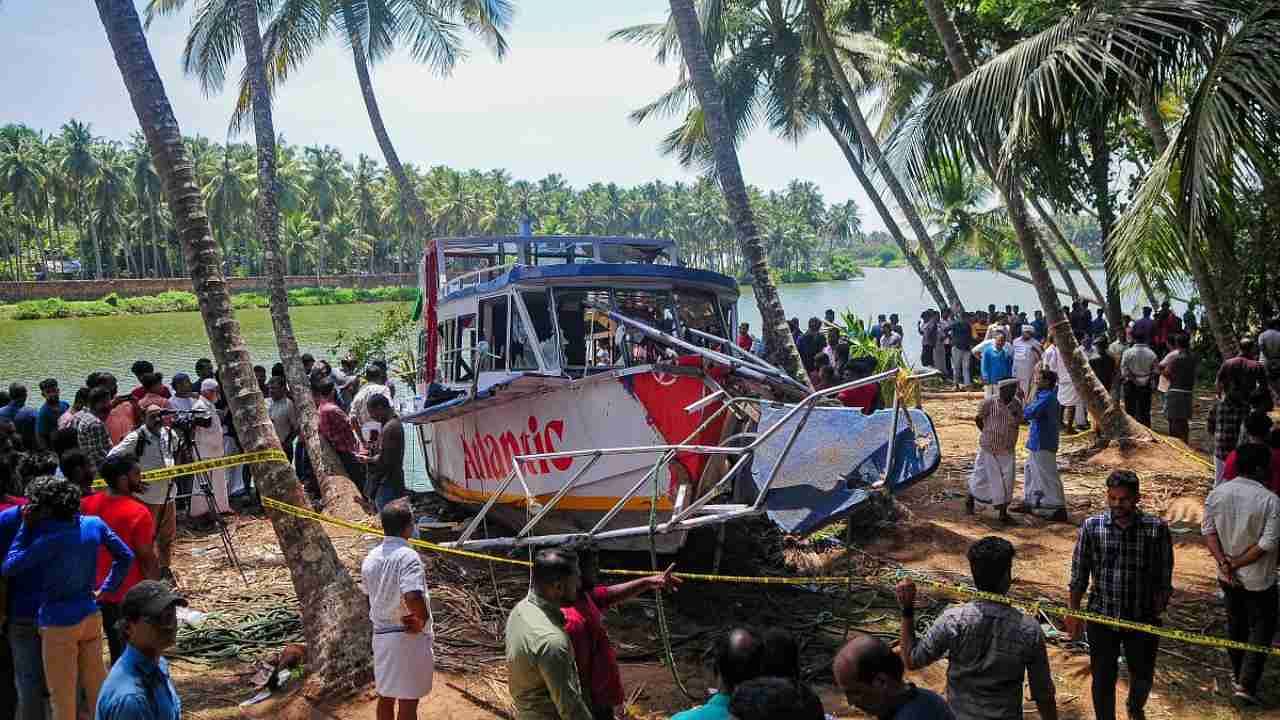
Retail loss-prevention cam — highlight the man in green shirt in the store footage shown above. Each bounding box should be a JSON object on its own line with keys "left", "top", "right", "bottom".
{"left": 505, "top": 549, "right": 594, "bottom": 720}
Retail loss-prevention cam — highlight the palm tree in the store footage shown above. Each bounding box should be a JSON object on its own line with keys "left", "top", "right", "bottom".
{"left": 665, "top": 0, "right": 807, "bottom": 381}
{"left": 806, "top": 0, "right": 963, "bottom": 312}
{"left": 615, "top": 0, "right": 953, "bottom": 311}
{"left": 915, "top": 0, "right": 1149, "bottom": 443}
{"left": 59, "top": 120, "right": 101, "bottom": 277}
{"left": 128, "top": 133, "right": 163, "bottom": 277}
{"left": 92, "top": 0, "right": 373, "bottom": 692}
{"left": 1, "top": 134, "right": 47, "bottom": 278}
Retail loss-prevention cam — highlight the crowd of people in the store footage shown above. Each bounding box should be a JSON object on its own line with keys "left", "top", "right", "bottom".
{"left": 0, "top": 350, "right": 408, "bottom": 719}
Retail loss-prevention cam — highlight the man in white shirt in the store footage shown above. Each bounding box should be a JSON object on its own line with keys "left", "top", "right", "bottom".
{"left": 108, "top": 404, "right": 178, "bottom": 580}
{"left": 350, "top": 363, "right": 393, "bottom": 437}
{"left": 1011, "top": 326, "right": 1042, "bottom": 399}
{"left": 1202, "top": 444, "right": 1280, "bottom": 704}
{"left": 362, "top": 499, "right": 433, "bottom": 720}
{"left": 188, "top": 379, "right": 228, "bottom": 519}
{"left": 1121, "top": 336, "right": 1159, "bottom": 427}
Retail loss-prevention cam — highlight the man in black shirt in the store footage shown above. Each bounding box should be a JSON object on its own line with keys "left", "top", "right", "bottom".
{"left": 796, "top": 318, "right": 824, "bottom": 374}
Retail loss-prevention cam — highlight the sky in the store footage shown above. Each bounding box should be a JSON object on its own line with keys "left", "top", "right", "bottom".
{"left": 0, "top": 1, "right": 885, "bottom": 230}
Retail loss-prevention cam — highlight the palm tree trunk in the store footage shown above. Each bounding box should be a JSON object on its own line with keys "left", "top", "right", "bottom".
{"left": 668, "top": 0, "right": 808, "bottom": 382}
{"left": 235, "top": 0, "right": 363, "bottom": 519}
{"left": 820, "top": 113, "right": 948, "bottom": 309}
{"left": 807, "top": 0, "right": 963, "bottom": 313}
{"left": 1029, "top": 195, "right": 1106, "bottom": 306}
{"left": 923, "top": 0, "right": 1149, "bottom": 444}
{"left": 342, "top": 5, "right": 431, "bottom": 239}
{"left": 89, "top": 207, "right": 104, "bottom": 279}
{"left": 94, "top": 0, "right": 373, "bottom": 695}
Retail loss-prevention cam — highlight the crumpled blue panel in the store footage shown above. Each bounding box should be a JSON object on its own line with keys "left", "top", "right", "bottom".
{"left": 748, "top": 405, "right": 941, "bottom": 535}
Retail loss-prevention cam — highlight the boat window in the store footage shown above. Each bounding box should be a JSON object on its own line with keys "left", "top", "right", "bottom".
{"left": 447, "top": 315, "right": 477, "bottom": 383}
{"left": 597, "top": 243, "right": 675, "bottom": 265}
{"left": 478, "top": 297, "right": 509, "bottom": 372}
{"left": 674, "top": 289, "right": 728, "bottom": 340}
{"left": 438, "top": 318, "right": 456, "bottom": 382}
{"left": 553, "top": 289, "right": 616, "bottom": 369}
{"left": 517, "top": 291, "right": 558, "bottom": 370}
{"left": 528, "top": 238, "right": 595, "bottom": 266}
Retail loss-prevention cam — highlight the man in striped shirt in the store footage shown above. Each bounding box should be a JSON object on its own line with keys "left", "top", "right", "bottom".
{"left": 966, "top": 378, "right": 1023, "bottom": 524}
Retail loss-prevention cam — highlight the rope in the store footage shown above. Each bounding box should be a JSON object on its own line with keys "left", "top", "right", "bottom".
{"left": 649, "top": 455, "right": 695, "bottom": 701}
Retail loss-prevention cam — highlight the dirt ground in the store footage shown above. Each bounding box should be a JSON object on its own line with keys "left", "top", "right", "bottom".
{"left": 165, "top": 386, "right": 1279, "bottom": 719}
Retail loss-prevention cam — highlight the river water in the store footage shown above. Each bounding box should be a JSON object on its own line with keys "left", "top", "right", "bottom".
{"left": 0, "top": 267, "right": 1119, "bottom": 490}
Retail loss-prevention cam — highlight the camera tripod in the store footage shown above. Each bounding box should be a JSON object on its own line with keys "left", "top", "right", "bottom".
{"left": 167, "top": 426, "right": 248, "bottom": 587}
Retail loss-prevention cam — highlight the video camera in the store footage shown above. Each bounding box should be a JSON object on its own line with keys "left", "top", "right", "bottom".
{"left": 157, "top": 408, "right": 214, "bottom": 434}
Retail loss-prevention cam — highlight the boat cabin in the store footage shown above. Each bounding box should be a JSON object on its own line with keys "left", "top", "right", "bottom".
{"left": 426, "top": 236, "right": 740, "bottom": 389}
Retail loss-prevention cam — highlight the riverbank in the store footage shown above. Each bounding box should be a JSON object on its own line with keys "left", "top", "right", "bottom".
{"left": 169, "top": 389, "right": 1237, "bottom": 720}
{"left": 0, "top": 285, "right": 416, "bottom": 320}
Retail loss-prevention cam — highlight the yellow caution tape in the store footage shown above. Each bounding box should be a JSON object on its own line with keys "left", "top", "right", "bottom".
{"left": 260, "top": 497, "right": 532, "bottom": 567}
{"left": 258, "top": 495, "right": 1277, "bottom": 657}
{"left": 1153, "top": 432, "right": 1215, "bottom": 471}
{"left": 92, "top": 449, "right": 291, "bottom": 489}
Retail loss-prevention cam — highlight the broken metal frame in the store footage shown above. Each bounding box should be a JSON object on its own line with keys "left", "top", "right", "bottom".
{"left": 445, "top": 367, "right": 938, "bottom": 551}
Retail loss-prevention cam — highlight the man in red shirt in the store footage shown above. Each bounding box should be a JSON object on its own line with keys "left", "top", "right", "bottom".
{"left": 312, "top": 374, "right": 364, "bottom": 494}
{"left": 128, "top": 361, "right": 172, "bottom": 403}
{"left": 736, "top": 323, "right": 753, "bottom": 352}
{"left": 563, "top": 550, "right": 682, "bottom": 719}
{"left": 1221, "top": 412, "right": 1280, "bottom": 494}
{"left": 82, "top": 454, "right": 158, "bottom": 664}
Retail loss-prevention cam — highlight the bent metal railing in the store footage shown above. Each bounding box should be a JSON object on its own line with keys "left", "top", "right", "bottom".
{"left": 444, "top": 366, "right": 938, "bottom": 551}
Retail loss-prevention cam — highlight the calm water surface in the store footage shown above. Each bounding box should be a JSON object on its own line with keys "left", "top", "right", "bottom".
{"left": 0, "top": 268, "right": 1137, "bottom": 489}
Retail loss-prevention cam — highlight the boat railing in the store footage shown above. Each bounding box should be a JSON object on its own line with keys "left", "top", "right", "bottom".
{"left": 441, "top": 262, "right": 516, "bottom": 297}
{"left": 445, "top": 366, "right": 939, "bottom": 551}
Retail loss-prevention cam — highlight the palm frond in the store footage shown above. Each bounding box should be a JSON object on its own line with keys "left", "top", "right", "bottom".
{"left": 888, "top": 0, "right": 1229, "bottom": 188}
{"left": 182, "top": 0, "right": 243, "bottom": 96}
{"left": 394, "top": 0, "right": 464, "bottom": 74}
{"left": 229, "top": 0, "right": 329, "bottom": 134}
{"left": 608, "top": 21, "right": 682, "bottom": 66}
{"left": 458, "top": 0, "right": 514, "bottom": 60}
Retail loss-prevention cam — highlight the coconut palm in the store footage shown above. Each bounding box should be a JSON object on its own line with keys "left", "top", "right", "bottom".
{"left": 913, "top": 0, "right": 1151, "bottom": 442}
{"left": 898, "top": 0, "right": 1270, "bottom": 359}
{"left": 1, "top": 134, "right": 47, "bottom": 278}
{"left": 92, "top": 0, "right": 374, "bottom": 692}
{"left": 59, "top": 120, "right": 102, "bottom": 277}
{"left": 615, "top": 0, "right": 953, "bottom": 311}
{"left": 665, "top": 0, "right": 808, "bottom": 381}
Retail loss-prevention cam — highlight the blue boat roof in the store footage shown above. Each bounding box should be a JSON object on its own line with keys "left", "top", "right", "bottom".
{"left": 440, "top": 263, "right": 740, "bottom": 303}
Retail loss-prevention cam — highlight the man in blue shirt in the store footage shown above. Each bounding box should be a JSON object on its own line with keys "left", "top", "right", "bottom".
{"left": 3, "top": 477, "right": 133, "bottom": 720}
{"left": 673, "top": 628, "right": 762, "bottom": 720}
{"left": 96, "top": 580, "right": 184, "bottom": 720}
{"left": 0, "top": 500, "right": 48, "bottom": 720}
{"left": 1020, "top": 370, "right": 1068, "bottom": 522}
{"left": 0, "top": 383, "right": 40, "bottom": 451}
{"left": 980, "top": 332, "right": 1015, "bottom": 399}
{"left": 1031, "top": 310, "right": 1047, "bottom": 340}
{"left": 35, "top": 378, "right": 70, "bottom": 451}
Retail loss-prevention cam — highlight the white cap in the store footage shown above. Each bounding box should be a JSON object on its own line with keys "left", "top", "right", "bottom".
{"left": 200, "top": 378, "right": 220, "bottom": 393}
{"left": 998, "top": 378, "right": 1019, "bottom": 388}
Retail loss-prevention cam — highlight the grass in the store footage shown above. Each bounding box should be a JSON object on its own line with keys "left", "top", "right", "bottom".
{"left": 3, "top": 285, "right": 417, "bottom": 320}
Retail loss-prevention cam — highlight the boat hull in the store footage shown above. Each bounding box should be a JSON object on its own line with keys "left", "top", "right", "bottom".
{"left": 422, "top": 366, "right": 726, "bottom": 551}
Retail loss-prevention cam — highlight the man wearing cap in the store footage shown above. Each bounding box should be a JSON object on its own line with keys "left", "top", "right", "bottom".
{"left": 95, "top": 580, "right": 184, "bottom": 720}
{"left": 967, "top": 379, "right": 1023, "bottom": 524}
{"left": 363, "top": 499, "right": 433, "bottom": 719}
{"left": 1011, "top": 326, "right": 1043, "bottom": 399}
{"left": 189, "top": 379, "right": 229, "bottom": 520}
{"left": 108, "top": 404, "right": 178, "bottom": 582}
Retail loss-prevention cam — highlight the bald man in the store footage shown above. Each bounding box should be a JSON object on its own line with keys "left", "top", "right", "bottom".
{"left": 672, "top": 628, "right": 762, "bottom": 720}
{"left": 833, "top": 634, "right": 954, "bottom": 720}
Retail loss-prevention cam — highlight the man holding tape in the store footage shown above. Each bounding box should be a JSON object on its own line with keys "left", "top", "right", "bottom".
{"left": 895, "top": 537, "right": 1057, "bottom": 720}
{"left": 1067, "top": 470, "right": 1173, "bottom": 720}
{"left": 1202, "top": 443, "right": 1279, "bottom": 705}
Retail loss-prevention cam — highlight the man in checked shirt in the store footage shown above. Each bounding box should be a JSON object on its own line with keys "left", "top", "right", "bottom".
{"left": 1066, "top": 470, "right": 1174, "bottom": 720}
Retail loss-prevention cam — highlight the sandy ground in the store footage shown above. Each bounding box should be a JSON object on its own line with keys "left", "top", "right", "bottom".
{"left": 163, "top": 386, "right": 1279, "bottom": 720}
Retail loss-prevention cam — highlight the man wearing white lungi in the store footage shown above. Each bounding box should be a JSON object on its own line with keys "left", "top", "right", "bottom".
{"left": 967, "top": 379, "right": 1023, "bottom": 524}
{"left": 1043, "top": 341, "right": 1089, "bottom": 431}
{"left": 362, "top": 499, "right": 433, "bottom": 720}
{"left": 1012, "top": 326, "right": 1043, "bottom": 399}
{"left": 1019, "top": 369, "right": 1069, "bottom": 522}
